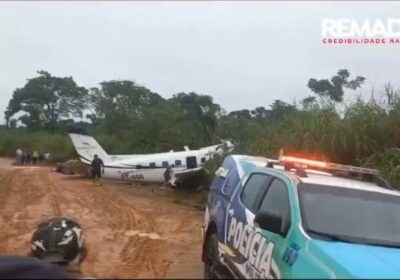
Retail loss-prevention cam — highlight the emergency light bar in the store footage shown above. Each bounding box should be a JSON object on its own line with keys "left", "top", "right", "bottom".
{"left": 278, "top": 155, "right": 379, "bottom": 176}
{"left": 269, "top": 148, "right": 392, "bottom": 189}
{"left": 279, "top": 155, "right": 327, "bottom": 168}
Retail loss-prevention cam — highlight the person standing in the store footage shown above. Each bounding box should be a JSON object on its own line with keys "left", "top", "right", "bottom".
{"left": 32, "top": 149, "right": 39, "bottom": 165}
{"left": 26, "top": 150, "right": 32, "bottom": 165}
{"left": 163, "top": 163, "right": 171, "bottom": 186}
{"left": 15, "top": 148, "right": 22, "bottom": 165}
{"left": 21, "top": 150, "right": 27, "bottom": 165}
{"left": 91, "top": 154, "right": 104, "bottom": 186}
{"left": 163, "top": 164, "right": 175, "bottom": 187}
{"left": 39, "top": 152, "right": 45, "bottom": 164}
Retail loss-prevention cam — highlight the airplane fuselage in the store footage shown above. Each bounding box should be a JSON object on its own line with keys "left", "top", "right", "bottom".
{"left": 68, "top": 130, "right": 233, "bottom": 185}
{"left": 102, "top": 149, "right": 212, "bottom": 183}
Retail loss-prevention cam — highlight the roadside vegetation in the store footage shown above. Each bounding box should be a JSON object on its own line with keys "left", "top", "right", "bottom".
{"left": 1, "top": 69, "right": 400, "bottom": 186}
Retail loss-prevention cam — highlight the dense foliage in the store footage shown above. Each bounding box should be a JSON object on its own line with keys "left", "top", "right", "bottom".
{"left": 2, "top": 70, "right": 400, "bottom": 185}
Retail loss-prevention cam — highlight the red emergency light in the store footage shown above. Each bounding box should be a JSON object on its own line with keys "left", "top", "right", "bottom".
{"left": 277, "top": 148, "right": 379, "bottom": 176}
{"left": 279, "top": 155, "right": 327, "bottom": 168}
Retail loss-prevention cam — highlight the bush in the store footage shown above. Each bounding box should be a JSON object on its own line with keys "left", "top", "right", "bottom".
{"left": 360, "top": 148, "right": 400, "bottom": 187}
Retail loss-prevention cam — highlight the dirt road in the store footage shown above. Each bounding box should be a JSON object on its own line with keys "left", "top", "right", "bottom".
{"left": 0, "top": 158, "right": 204, "bottom": 278}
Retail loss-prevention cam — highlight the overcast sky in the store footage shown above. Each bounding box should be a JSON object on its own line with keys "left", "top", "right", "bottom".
{"left": 1, "top": 1, "right": 400, "bottom": 121}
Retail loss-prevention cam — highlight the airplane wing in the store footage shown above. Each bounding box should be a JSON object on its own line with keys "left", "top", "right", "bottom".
{"left": 171, "top": 167, "right": 209, "bottom": 187}
{"left": 59, "top": 160, "right": 91, "bottom": 177}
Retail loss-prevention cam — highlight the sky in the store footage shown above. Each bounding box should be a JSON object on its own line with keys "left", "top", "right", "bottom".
{"left": 1, "top": 1, "right": 400, "bottom": 122}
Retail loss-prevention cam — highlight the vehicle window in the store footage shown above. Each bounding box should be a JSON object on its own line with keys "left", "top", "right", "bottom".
{"left": 201, "top": 157, "right": 206, "bottom": 163}
{"left": 175, "top": 160, "right": 182, "bottom": 166}
{"left": 299, "top": 183, "right": 400, "bottom": 247}
{"left": 222, "top": 168, "right": 239, "bottom": 196}
{"left": 259, "top": 178, "right": 291, "bottom": 232}
{"left": 241, "top": 174, "right": 271, "bottom": 213}
{"left": 162, "top": 161, "right": 168, "bottom": 167}
{"left": 149, "top": 162, "right": 156, "bottom": 168}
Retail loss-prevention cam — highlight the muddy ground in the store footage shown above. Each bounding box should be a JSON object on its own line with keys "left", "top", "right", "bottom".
{"left": 0, "top": 158, "right": 204, "bottom": 278}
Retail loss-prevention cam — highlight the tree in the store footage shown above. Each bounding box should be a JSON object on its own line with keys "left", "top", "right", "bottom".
{"left": 5, "top": 71, "right": 88, "bottom": 131}
{"left": 88, "top": 80, "right": 164, "bottom": 133}
{"left": 228, "top": 109, "right": 252, "bottom": 119}
{"left": 250, "top": 106, "right": 271, "bottom": 120}
{"left": 269, "top": 99, "right": 296, "bottom": 119}
{"left": 300, "top": 96, "right": 318, "bottom": 111}
{"left": 307, "top": 69, "right": 365, "bottom": 103}
{"left": 217, "top": 113, "right": 263, "bottom": 154}
{"left": 172, "top": 92, "right": 222, "bottom": 144}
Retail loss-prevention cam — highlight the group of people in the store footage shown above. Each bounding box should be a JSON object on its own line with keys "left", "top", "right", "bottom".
{"left": 15, "top": 148, "right": 43, "bottom": 165}
{"left": 0, "top": 216, "right": 92, "bottom": 279}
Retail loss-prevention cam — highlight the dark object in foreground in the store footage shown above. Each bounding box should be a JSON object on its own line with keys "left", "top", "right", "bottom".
{"left": 0, "top": 256, "right": 72, "bottom": 279}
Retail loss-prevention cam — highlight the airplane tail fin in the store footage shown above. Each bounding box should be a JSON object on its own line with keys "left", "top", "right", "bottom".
{"left": 68, "top": 128, "right": 111, "bottom": 164}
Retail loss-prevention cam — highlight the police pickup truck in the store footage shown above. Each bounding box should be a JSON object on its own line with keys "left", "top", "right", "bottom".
{"left": 202, "top": 154, "right": 400, "bottom": 279}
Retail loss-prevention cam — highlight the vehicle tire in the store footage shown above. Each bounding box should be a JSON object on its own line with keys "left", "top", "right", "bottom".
{"left": 204, "top": 232, "right": 220, "bottom": 279}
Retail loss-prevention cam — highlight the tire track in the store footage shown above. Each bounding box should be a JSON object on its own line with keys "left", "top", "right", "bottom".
{"left": 0, "top": 168, "right": 58, "bottom": 254}
{"left": 0, "top": 164, "right": 203, "bottom": 279}
{"left": 44, "top": 174, "right": 62, "bottom": 216}
{"left": 43, "top": 173, "right": 171, "bottom": 278}
{"left": 0, "top": 169, "right": 20, "bottom": 251}
{"left": 0, "top": 170, "right": 16, "bottom": 207}
{"left": 89, "top": 186, "right": 170, "bottom": 278}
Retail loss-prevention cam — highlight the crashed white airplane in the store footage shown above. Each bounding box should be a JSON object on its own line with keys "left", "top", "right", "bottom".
{"left": 68, "top": 128, "right": 234, "bottom": 186}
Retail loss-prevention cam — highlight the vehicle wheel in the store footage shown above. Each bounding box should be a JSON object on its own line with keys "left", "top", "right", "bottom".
{"left": 204, "top": 232, "right": 219, "bottom": 279}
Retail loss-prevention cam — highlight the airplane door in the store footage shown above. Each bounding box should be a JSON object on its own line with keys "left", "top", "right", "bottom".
{"left": 186, "top": 156, "right": 197, "bottom": 168}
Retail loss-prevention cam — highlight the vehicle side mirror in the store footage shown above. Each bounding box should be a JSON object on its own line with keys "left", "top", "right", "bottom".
{"left": 254, "top": 210, "right": 283, "bottom": 235}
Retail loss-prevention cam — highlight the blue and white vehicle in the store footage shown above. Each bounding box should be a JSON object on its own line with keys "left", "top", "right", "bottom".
{"left": 202, "top": 153, "right": 400, "bottom": 279}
